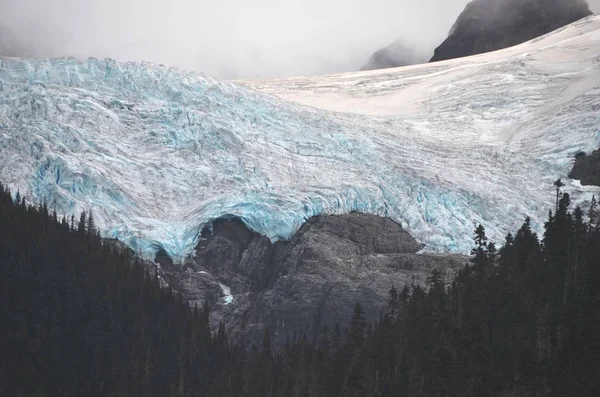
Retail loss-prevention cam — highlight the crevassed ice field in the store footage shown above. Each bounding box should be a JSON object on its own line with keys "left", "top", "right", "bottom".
{"left": 1, "top": 16, "right": 599, "bottom": 261}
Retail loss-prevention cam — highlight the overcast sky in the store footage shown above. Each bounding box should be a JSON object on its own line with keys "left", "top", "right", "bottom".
{"left": 1, "top": 0, "right": 598, "bottom": 80}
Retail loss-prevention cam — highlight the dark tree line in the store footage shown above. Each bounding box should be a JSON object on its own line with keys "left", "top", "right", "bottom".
{"left": 0, "top": 183, "right": 244, "bottom": 397}
{"left": 1, "top": 181, "right": 599, "bottom": 396}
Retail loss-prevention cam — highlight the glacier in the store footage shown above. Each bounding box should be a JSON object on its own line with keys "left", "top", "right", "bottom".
{"left": 1, "top": 15, "right": 600, "bottom": 261}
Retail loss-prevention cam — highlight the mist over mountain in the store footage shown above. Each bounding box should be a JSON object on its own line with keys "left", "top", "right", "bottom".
{"left": 359, "top": 40, "right": 426, "bottom": 71}
{"left": 2, "top": 0, "right": 599, "bottom": 77}
{"left": 0, "top": 0, "right": 471, "bottom": 79}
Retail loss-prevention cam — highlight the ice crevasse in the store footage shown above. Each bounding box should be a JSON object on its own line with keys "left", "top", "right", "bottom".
{"left": 1, "top": 15, "right": 600, "bottom": 261}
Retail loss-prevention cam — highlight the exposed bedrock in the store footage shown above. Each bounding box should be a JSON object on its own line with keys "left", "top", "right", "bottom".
{"left": 158, "top": 213, "right": 468, "bottom": 349}
{"left": 569, "top": 149, "right": 600, "bottom": 187}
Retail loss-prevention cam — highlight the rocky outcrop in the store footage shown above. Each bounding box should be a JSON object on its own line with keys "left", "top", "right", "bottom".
{"left": 430, "top": 0, "right": 592, "bottom": 62}
{"left": 569, "top": 150, "right": 600, "bottom": 186}
{"left": 360, "top": 40, "right": 423, "bottom": 71}
{"left": 159, "top": 213, "right": 468, "bottom": 349}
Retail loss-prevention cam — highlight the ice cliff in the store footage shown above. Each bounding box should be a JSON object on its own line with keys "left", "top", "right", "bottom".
{"left": 1, "top": 16, "right": 600, "bottom": 261}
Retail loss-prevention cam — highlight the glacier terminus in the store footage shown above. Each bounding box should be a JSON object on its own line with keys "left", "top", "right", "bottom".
{"left": 1, "top": 16, "right": 600, "bottom": 261}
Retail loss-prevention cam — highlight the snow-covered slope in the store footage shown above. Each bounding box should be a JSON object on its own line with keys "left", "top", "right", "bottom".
{"left": 1, "top": 16, "right": 600, "bottom": 261}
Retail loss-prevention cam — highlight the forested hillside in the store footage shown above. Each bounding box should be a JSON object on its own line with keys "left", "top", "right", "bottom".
{"left": 0, "top": 183, "right": 243, "bottom": 397}
{"left": 1, "top": 181, "right": 598, "bottom": 396}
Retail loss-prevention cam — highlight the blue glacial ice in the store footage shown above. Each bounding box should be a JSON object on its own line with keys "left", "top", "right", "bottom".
{"left": 1, "top": 15, "right": 600, "bottom": 261}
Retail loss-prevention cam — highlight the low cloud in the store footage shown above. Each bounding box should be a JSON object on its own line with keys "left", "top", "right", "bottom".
{"left": 0, "top": 0, "right": 597, "bottom": 79}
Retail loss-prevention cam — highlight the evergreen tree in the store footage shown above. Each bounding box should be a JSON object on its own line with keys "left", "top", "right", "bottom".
{"left": 78, "top": 211, "right": 87, "bottom": 235}
{"left": 87, "top": 209, "right": 96, "bottom": 236}
{"left": 554, "top": 178, "right": 565, "bottom": 212}
{"left": 588, "top": 195, "right": 597, "bottom": 231}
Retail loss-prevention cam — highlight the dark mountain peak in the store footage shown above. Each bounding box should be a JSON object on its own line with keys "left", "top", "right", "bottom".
{"left": 430, "top": 0, "right": 592, "bottom": 62}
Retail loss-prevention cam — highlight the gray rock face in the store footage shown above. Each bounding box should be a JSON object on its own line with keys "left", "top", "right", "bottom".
{"left": 360, "top": 40, "right": 424, "bottom": 71}
{"left": 569, "top": 149, "right": 600, "bottom": 186}
{"left": 159, "top": 213, "right": 468, "bottom": 349}
{"left": 430, "top": 0, "right": 592, "bottom": 62}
